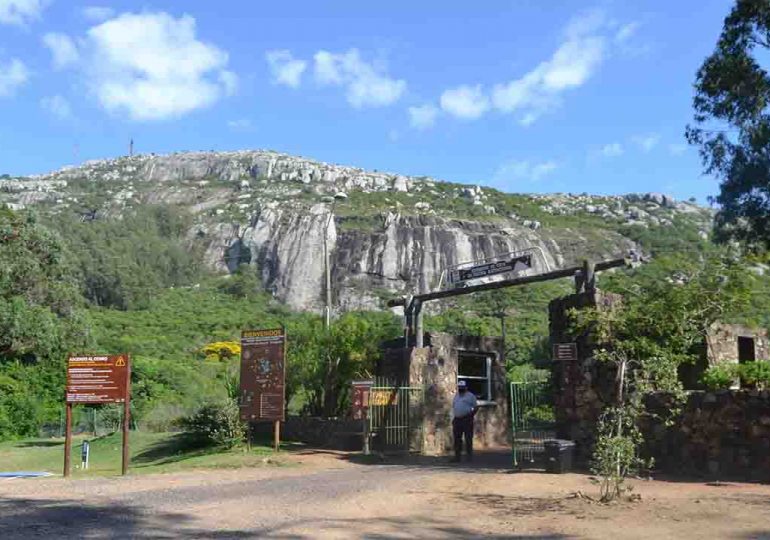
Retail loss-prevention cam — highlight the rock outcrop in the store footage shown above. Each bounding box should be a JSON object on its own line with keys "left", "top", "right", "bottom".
{"left": 1, "top": 149, "right": 713, "bottom": 312}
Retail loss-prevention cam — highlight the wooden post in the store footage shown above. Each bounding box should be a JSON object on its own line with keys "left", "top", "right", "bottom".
{"left": 414, "top": 300, "right": 424, "bottom": 348}
{"left": 63, "top": 403, "right": 72, "bottom": 478}
{"left": 273, "top": 420, "right": 280, "bottom": 452}
{"left": 121, "top": 355, "right": 131, "bottom": 476}
{"left": 121, "top": 397, "right": 130, "bottom": 475}
{"left": 583, "top": 259, "right": 596, "bottom": 294}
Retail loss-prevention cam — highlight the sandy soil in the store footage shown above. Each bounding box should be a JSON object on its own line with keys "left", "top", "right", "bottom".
{"left": 1, "top": 450, "right": 769, "bottom": 539}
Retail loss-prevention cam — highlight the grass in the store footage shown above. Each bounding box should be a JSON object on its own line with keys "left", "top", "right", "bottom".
{"left": 0, "top": 431, "right": 286, "bottom": 478}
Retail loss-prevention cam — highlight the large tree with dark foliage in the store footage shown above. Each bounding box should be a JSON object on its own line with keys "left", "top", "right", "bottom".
{"left": 688, "top": 0, "right": 770, "bottom": 250}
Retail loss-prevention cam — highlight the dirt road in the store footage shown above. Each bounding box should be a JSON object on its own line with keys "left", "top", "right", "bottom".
{"left": 2, "top": 450, "right": 769, "bottom": 539}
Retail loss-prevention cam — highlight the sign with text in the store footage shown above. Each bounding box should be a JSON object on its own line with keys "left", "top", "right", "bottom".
{"left": 66, "top": 355, "right": 130, "bottom": 404}
{"left": 552, "top": 343, "right": 578, "bottom": 362}
{"left": 240, "top": 328, "right": 286, "bottom": 422}
{"left": 448, "top": 253, "right": 532, "bottom": 286}
{"left": 350, "top": 380, "right": 373, "bottom": 420}
{"left": 369, "top": 389, "right": 399, "bottom": 407}
{"left": 64, "top": 353, "right": 131, "bottom": 477}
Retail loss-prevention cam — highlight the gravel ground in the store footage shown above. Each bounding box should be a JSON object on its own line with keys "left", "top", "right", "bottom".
{"left": 2, "top": 450, "right": 770, "bottom": 539}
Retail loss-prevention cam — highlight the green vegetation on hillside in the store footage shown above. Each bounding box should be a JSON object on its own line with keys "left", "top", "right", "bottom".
{"left": 44, "top": 206, "right": 204, "bottom": 310}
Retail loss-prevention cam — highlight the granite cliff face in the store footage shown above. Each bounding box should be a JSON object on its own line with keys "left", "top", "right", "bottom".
{"left": 1, "top": 150, "right": 712, "bottom": 312}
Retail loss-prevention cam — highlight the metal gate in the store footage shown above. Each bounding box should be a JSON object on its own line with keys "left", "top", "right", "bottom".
{"left": 510, "top": 381, "right": 556, "bottom": 467}
{"left": 367, "top": 379, "right": 423, "bottom": 454}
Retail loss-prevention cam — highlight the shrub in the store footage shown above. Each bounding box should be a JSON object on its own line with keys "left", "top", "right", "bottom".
{"left": 178, "top": 400, "right": 244, "bottom": 449}
{"left": 591, "top": 406, "right": 647, "bottom": 502}
{"left": 739, "top": 361, "right": 770, "bottom": 390}
{"left": 201, "top": 341, "right": 241, "bottom": 362}
{"left": 701, "top": 363, "right": 739, "bottom": 390}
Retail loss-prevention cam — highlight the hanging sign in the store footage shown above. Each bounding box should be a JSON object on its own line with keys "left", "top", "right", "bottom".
{"left": 448, "top": 253, "right": 533, "bottom": 286}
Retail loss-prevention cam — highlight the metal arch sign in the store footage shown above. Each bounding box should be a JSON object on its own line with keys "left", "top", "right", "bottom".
{"left": 448, "top": 253, "right": 533, "bottom": 286}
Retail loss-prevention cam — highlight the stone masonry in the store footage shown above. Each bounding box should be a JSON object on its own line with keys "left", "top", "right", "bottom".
{"left": 379, "top": 332, "right": 509, "bottom": 456}
{"left": 549, "top": 289, "right": 622, "bottom": 459}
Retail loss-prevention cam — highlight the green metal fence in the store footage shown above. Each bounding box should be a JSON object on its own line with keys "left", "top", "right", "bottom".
{"left": 367, "top": 378, "right": 424, "bottom": 454}
{"left": 510, "top": 381, "right": 556, "bottom": 467}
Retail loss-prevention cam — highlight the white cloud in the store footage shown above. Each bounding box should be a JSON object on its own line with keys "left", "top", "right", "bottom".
{"left": 82, "top": 6, "right": 114, "bottom": 22}
{"left": 493, "top": 159, "right": 558, "bottom": 185}
{"left": 408, "top": 103, "right": 438, "bottom": 130}
{"left": 219, "top": 70, "right": 238, "bottom": 96}
{"left": 227, "top": 118, "right": 252, "bottom": 130}
{"left": 615, "top": 21, "right": 640, "bottom": 43}
{"left": 312, "top": 49, "right": 406, "bottom": 108}
{"left": 601, "top": 142, "right": 623, "bottom": 157}
{"left": 0, "top": 0, "right": 43, "bottom": 26}
{"left": 668, "top": 143, "right": 687, "bottom": 156}
{"left": 79, "top": 12, "right": 235, "bottom": 121}
{"left": 41, "top": 94, "right": 73, "bottom": 120}
{"left": 492, "top": 11, "right": 607, "bottom": 125}
{"left": 440, "top": 84, "right": 489, "bottom": 120}
{"left": 0, "top": 58, "right": 28, "bottom": 96}
{"left": 42, "top": 33, "right": 80, "bottom": 70}
{"left": 632, "top": 133, "right": 660, "bottom": 152}
{"left": 265, "top": 49, "right": 307, "bottom": 89}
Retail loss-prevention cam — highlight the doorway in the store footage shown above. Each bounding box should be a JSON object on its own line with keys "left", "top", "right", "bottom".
{"left": 738, "top": 336, "right": 756, "bottom": 364}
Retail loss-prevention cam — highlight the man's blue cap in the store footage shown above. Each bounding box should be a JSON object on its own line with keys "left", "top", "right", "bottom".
{"left": 457, "top": 380, "right": 467, "bottom": 388}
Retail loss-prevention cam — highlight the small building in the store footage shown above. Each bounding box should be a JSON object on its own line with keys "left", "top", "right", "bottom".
{"left": 378, "top": 332, "right": 509, "bottom": 456}
{"left": 679, "top": 323, "right": 770, "bottom": 389}
{"left": 706, "top": 322, "right": 769, "bottom": 367}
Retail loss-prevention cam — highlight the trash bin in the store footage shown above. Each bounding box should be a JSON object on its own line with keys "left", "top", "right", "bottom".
{"left": 544, "top": 439, "right": 575, "bottom": 473}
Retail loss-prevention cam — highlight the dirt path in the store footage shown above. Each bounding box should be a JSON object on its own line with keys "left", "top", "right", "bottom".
{"left": 1, "top": 450, "right": 769, "bottom": 538}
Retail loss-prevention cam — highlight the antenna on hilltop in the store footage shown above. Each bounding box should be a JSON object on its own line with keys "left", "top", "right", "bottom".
{"left": 129, "top": 138, "right": 134, "bottom": 157}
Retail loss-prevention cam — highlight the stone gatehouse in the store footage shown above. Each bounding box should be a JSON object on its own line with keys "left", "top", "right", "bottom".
{"left": 379, "top": 332, "right": 509, "bottom": 456}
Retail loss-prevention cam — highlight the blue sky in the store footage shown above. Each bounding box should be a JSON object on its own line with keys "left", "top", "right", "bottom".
{"left": 0, "top": 0, "right": 735, "bottom": 202}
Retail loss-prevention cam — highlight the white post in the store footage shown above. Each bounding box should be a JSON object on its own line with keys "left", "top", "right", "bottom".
{"left": 324, "top": 203, "right": 334, "bottom": 330}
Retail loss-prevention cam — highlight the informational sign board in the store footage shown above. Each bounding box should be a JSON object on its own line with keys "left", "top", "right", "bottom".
{"left": 448, "top": 253, "right": 532, "bottom": 286}
{"left": 350, "top": 380, "right": 373, "bottom": 420}
{"left": 240, "top": 328, "right": 286, "bottom": 422}
{"left": 552, "top": 342, "right": 578, "bottom": 361}
{"left": 66, "top": 355, "right": 130, "bottom": 403}
{"left": 63, "top": 353, "right": 131, "bottom": 478}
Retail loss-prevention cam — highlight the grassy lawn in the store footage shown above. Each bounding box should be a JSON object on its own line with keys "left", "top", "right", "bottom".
{"left": 0, "top": 431, "right": 286, "bottom": 478}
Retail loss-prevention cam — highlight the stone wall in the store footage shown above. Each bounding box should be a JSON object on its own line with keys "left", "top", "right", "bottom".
{"left": 642, "top": 390, "right": 770, "bottom": 481}
{"left": 275, "top": 416, "right": 365, "bottom": 451}
{"left": 549, "top": 288, "right": 770, "bottom": 475}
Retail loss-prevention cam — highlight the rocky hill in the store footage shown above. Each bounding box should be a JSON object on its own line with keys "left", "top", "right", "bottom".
{"left": 0, "top": 150, "right": 713, "bottom": 312}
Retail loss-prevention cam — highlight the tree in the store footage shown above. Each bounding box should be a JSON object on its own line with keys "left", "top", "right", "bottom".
{"left": 0, "top": 208, "right": 90, "bottom": 440}
{"left": 286, "top": 311, "right": 400, "bottom": 417}
{"left": 687, "top": 0, "right": 770, "bottom": 250}
{"left": 0, "top": 208, "right": 89, "bottom": 361}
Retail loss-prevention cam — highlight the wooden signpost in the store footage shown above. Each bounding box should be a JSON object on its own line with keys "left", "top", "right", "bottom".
{"left": 239, "top": 328, "right": 286, "bottom": 451}
{"left": 64, "top": 354, "right": 131, "bottom": 477}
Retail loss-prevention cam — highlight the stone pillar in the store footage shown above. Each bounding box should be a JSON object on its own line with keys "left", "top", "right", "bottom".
{"left": 549, "top": 289, "right": 621, "bottom": 459}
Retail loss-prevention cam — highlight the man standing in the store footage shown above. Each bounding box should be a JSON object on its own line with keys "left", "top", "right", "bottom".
{"left": 451, "top": 380, "right": 478, "bottom": 462}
